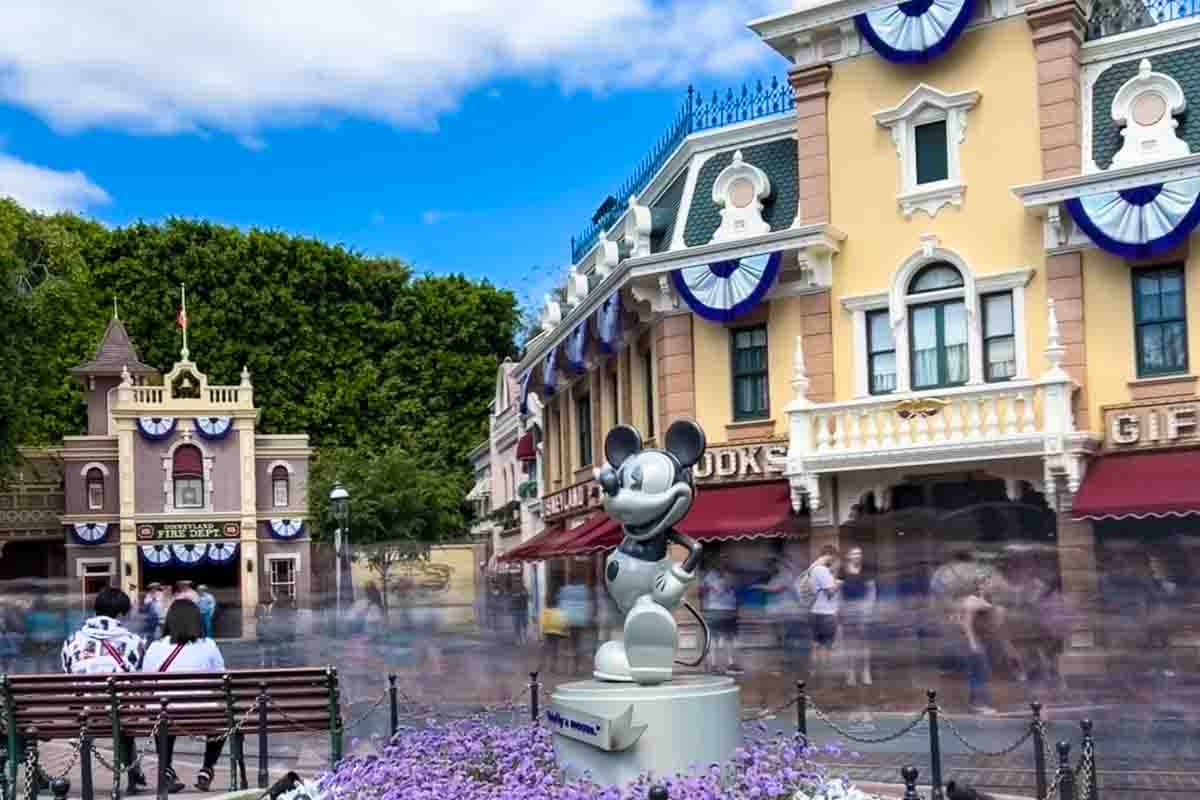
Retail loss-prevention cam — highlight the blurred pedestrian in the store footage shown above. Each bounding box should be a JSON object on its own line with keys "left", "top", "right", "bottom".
{"left": 753, "top": 557, "right": 807, "bottom": 670}
{"left": 196, "top": 584, "right": 217, "bottom": 639}
{"left": 273, "top": 595, "right": 298, "bottom": 666}
{"left": 540, "top": 603, "right": 568, "bottom": 674}
{"left": 256, "top": 592, "right": 278, "bottom": 667}
{"left": 510, "top": 585, "right": 529, "bottom": 644}
{"left": 142, "top": 599, "right": 227, "bottom": 792}
{"left": 558, "top": 580, "right": 594, "bottom": 675}
{"left": 25, "top": 594, "right": 64, "bottom": 673}
{"left": 702, "top": 559, "right": 740, "bottom": 674}
{"left": 809, "top": 546, "right": 842, "bottom": 686}
{"left": 0, "top": 604, "right": 22, "bottom": 674}
{"left": 141, "top": 583, "right": 163, "bottom": 639}
{"left": 60, "top": 587, "right": 147, "bottom": 793}
{"left": 840, "top": 546, "right": 877, "bottom": 687}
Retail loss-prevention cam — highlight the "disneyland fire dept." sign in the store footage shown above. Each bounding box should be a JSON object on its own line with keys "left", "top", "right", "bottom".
{"left": 542, "top": 440, "right": 787, "bottom": 522}
{"left": 136, "top": 521, "right": 241, "bottom": 541}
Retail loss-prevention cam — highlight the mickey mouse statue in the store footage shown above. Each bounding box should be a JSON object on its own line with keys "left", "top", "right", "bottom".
{"left": 593, "top": 419, "right": 707, "bottom": 685}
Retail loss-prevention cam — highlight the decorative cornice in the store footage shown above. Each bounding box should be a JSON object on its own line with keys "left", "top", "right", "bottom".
{"left": 1012, "top": 152, "right": 1200, "bottom": 208}
{"left": 1081, "top": 16, "right": 1200, "bottom": 64}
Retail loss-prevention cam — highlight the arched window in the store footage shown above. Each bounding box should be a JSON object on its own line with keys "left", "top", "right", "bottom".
{"left": 907, "top": 262, "right": 968, "bottom": 390}
{"left": 86, "top": 468, "right": 105, "bottom": 511}
{"left": 272, "top": 465, "right": 290, "bottom": 508}
{"left": 173, "top": 445, "right": 205, "bottom": 509}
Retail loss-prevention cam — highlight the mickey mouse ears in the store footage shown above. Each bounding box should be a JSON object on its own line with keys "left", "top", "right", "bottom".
{"left": 665, "top": 419, "right": 706, "bottom": 468}
{"left": 605, "top": 425, "right": 642, "bottom": 468}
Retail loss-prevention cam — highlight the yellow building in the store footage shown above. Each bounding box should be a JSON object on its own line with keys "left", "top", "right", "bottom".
{"left": 504, "top": 0, "right": 1200, "bottom": 677}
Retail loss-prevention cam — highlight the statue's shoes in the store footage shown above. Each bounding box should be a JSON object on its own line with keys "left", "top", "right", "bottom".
{"left": 594, "top": 640, "right": 634, "bottom": 682}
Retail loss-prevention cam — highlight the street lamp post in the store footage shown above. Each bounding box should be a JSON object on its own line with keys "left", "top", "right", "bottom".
{"left": 329, "top": 482, "right": 350, "bottom": 632}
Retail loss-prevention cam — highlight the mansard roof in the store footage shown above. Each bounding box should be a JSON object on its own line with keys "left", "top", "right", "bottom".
{"left": 70, "top": 317, "right": 159, "bottom": 378}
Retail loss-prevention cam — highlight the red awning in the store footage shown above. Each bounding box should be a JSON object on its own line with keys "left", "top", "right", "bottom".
{"left": 497, "top": 523, "right": 566, "bottom": 563}
{"left": 516, "top": 432, "right": 536, "bottom": 462}
{"left": 550, "top": 481, "right": 802, "bottom": 559}
{"left": 1072, "top": 449, "right": 1200, "bottom": 521}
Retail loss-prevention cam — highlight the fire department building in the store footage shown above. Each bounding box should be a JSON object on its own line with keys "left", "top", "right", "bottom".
{"left": 0, "top": 316, "right": 311, "bottom": 637}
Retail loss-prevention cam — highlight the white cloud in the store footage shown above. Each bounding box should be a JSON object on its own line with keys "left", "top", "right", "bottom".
{"left": 0, "top": 153, "right": 110, "bottom": 213}
{"left": 0, "top": 1, "right": 781, "bottom": 139}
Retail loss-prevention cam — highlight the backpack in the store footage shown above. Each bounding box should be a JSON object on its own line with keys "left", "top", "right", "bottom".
{"left": 793, "top": 566, "right": 818, "bottom": 611}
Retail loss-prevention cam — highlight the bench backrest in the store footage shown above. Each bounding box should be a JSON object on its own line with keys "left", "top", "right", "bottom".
{"left": 1, "top": 668, "right": 338, "bottom": 738}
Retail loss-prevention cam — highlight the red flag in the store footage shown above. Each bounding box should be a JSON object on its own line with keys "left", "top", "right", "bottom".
{"left": 176, "top": 308, "right": 188, "bottom": 330}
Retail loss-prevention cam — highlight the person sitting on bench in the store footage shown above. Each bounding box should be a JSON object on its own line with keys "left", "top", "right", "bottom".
{"left": 142, "top": 600, "right": 227, "bottom": 793}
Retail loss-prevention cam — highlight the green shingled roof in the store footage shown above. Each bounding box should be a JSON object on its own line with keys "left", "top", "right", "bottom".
{"left": 683, "top": 138, "right": 799, "bottom": 247}
{"left": 1092, "top": 47, "right": 1200, "bottom": 170}
{"left": 649, "top": 170, "right": 689, "bottom": 253}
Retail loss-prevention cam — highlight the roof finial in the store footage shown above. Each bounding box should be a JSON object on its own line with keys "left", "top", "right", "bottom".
{"left": 120, "top": 365, "right": 132, "bottom": 387}
{"left": 177, "top": 284, "right": 190, "bottom": 361}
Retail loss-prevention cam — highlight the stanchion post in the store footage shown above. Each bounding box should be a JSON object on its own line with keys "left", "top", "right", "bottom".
{"left": 1057, "top": 742, "right": 1075, "bottom": 800}
{"left": 48, "top": 779, "right": 68, "bottom": 800}
{"left": 330, "top": 668, "right": 344, "bottom": 767}
{"left": 155, "top": 701, "right": 169, "bottom": 800}
{"left": 387, "top": 674, "right": 399, "bottom": 737}
{"left": 797, "top": 681, "right": 807, "bottom": 738}
{"left": 3, "top": 674, "right": 16, "bottom": 800}
{"left": 257, "top": 683, "right": 270, "bottom": 790}
{"left": 901, "top": 766, "right": 920, "bottom": 800}
{"left": 648, "top": 785, "right": 669, "bottom": 800}
{"left": 106, "top": 678, "right": 121, "bottom": 800}
{"left": 926, "top": 690, "right": 944, "bottom": 800}
{"left": 222, "top": 675, "right": 240, "bottom": 793}
{"left": 529, "top": 672, "right": 540, "bottom": 724}
{"left": 25, "top": 727, "right": 39, "bottom": 800}
{"left": 1081, "top": 719, "right": 1098, "bottom": 800}
{"left": 79, "top": 711, "right": 94, "bottom": 800}
{"left": 1030, "top": 702, "right": 1047, "bottom": 800}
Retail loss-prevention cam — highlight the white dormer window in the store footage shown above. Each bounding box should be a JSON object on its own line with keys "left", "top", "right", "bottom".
{"left": 710, "top": 150, "right": 772, "bottom": 242}
{"left": 874, "top": 85, "right": 980, "bottom": 218}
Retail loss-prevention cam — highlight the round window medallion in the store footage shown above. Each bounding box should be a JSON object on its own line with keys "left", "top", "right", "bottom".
{"left": 729, "top": 178, "right": 756, "bottom": 209}
{"left": 1132, "top": 92, "right": 1167, "bottom": 127}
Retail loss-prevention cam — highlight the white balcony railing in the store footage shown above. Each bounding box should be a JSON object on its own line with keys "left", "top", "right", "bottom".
{"left": 784, "top": 299, "right": 1093, "bottom": 511}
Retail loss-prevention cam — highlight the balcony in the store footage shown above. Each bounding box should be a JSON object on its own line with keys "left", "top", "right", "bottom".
{"left": 1086, "top": 0, "right": 1200, "bottom": 41}
{"left": 784, "top": 300, "right": 1100, "bottom": 511}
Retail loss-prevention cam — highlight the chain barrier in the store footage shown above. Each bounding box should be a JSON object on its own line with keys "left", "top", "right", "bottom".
{"left": 265, "top": 699, "right": 335, "bottom": 737}
{"left": 807, "top": 698, "right": 929, "bottom": 745}
{"left": 339, "top": 689, "right": 392, "bottom": 732}
{"left": 89, "top": 717, "right": 164, "bottom": 779}
{"left": 1075, "top": 738, "right": 1095, "bottom": 800}
{"left": 742, "top": 694, "right": 800, "bottom": 722}
{"left": 21, "top": 738, "right": 36, "bottom": 800}
{"left": 36, "top": 739, "right": 81, "bottom": 783}
{"left": 941, "top": 713, "right": 1034, "bottom": 758}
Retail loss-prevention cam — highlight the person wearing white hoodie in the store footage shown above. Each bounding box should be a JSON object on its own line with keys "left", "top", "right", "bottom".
{"left": 60, "top": 587, "right": 149, "bottom": 793}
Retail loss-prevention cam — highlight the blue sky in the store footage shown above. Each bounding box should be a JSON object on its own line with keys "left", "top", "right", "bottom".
{"left": 0, "top": 1, "right": 787, "bottom": 309}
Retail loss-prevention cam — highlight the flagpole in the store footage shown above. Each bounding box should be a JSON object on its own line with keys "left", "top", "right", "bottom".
{"left": 181, "top": 284, "right": 189, "bottom": 361}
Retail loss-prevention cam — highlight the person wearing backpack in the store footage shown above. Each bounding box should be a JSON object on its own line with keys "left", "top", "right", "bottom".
{"left": 142, "top": 599, "right": 227, "bottom": 793}
{"left": 752, "top": 557, "right": 808, "bottom": 670}
{"left": 807, "top": 546, "right": 843, "bottom": 684}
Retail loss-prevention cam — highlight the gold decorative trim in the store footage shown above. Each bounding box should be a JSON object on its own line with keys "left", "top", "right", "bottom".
{"left": 894, "top": 397, "right": 949, "bottom": 418}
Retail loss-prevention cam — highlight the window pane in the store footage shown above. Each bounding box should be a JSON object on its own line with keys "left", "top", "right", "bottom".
{"left": 909, "top": 264, "right": 963, "bottom": 294}
{"left": 1161, "top": 272, "right": 1185, "bottom": 319}
{"left": 915, "top": 121, "right": 949, "bottom": 184}
{"left": 871, "top": 351, "right": 897, "bottom": 393}
{"left": 868, "top": 311, "right": 894, "bottom": 353}
{"left": 944, "top": 302, "right": 968, "bottom": 384}
{"left": 1137, "top": 274, "right": 1163, "bottom": 321}
{"left": 911, "top": 306, "right": 938, "bottom": 387}
{"left": 986, "top": 336, "right": 1017, "bottom": 381}
{"left": 984, "top": 293, "right": 1014, "bottom": 337}
{"left": 1164, "top": 321, "right": 1188, "bottom": 370}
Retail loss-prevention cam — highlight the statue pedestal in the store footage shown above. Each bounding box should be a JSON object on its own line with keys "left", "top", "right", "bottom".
{"left": 548, "top": 675, "right": 740, "bottom": 788}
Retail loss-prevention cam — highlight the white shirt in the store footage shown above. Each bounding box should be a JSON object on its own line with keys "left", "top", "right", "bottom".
{"left": 142, "top": 637, "right": 225, "bottom": 672}
{"left": 809, "top": 563, "right": 839, "bottom": 616}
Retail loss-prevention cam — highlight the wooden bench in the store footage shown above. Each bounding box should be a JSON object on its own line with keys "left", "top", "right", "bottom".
{"left": 1, "top": 667, "right": 343, "bottom": 800}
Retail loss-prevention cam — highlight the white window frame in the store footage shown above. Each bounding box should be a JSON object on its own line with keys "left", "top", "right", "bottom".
{"left": 162, "top": 438, "right": 214, "bottom": 513}
{"left": 82, "top": 463, "right": 109, "bottom": 511}
{"left": 874, "top": 84, "right": 980, "bottom": 219}
{"left": 272, "top": 470, "right": 289, "bottom": 508}
{"left": 844, "top": 248, "right": 1032, "bottom": 397}
{"left": 266, "top": 554, "right": 300, "bottom": 600}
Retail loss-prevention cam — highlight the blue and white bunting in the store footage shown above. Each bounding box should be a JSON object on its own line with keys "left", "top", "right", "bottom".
{"left": 1065, "top": 177, "right": 1200, "bottom": 260}
{"left": 518, "top": 369, "right": 533, "bottom": 416}
{"left": 71, "top": 522, "right": 109, "bottom": 545}
{"left": 543, "top": 348, "right": 559, "bottom": 397}
{"left": 564, "top": 322, "right": 589, "bottom": 373}
{"left": 597, "top": 293, "right": 622, "bottom": 355}
{"left": 140, "top": 545, "right": 173, "bottom": 566}
{"left": 172, "top": 543, "right": 207, "bottom": 566}
{"left": 136, "top": 417, "right": 177, "bottom": 441}
{"left": 207, "top": 542, "right": 238, "bottom": 564}
{"left": 194, "top": 416, "right": 233, "bottom": 440}
{"left": 855, "top": 0, "right": 976, "bottom": 64}
{"left": 671, "top": 251, "right": 782, "bottom": 322}
{"left": 269, "top": 519, "right": 305, "bottom": 540}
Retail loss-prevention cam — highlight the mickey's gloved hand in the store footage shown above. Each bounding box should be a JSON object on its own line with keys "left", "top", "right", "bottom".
{"left": 651, "top": 563, "right": 695, "bottom": 608}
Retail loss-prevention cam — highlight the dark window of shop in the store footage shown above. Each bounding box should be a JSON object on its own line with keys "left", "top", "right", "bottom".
{"left": 609, "top": 369, "right": 619, "bottom": 427}
{"left": 173, "top": 445, "right": 204, "bottom": 509}
{"left": 642, "top": 349, "right": 655, "bottom": 439}
{"left": 914, "top": 120, "right": 949, "bottom": 185}
{"left": 909, "top": 264, "right": 967, "bottom": 390}
{"left": 867, "top": 310, "right": 896, "bottom": 395}
{"left": 983, "top": 292, "right": 1016, "bottom": 382}
{"left": 732, "top": 325, "right": 769, "bottom": 420}
{"left": 272, "top": 465, "right": 290, "bottom": 508}
{"left": 1134, "top": 265, "right": 1187, "bottom": 377}
{"left": 86, "top": 467, "right": 105, "bottom": 511}
{"left": 576, "top": 392, "right": 592, "bottom": 467}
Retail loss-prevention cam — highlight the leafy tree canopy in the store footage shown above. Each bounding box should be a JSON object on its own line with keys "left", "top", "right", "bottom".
{"left": 0, "top": 202, "right": 518, "bottom": 525}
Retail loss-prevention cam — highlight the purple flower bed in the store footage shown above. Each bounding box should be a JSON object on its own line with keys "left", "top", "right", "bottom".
{"left": 317, "top": 719, "right": 863, "bottom": 800}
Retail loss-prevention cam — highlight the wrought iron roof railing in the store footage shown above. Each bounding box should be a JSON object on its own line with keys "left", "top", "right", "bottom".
{"left": 570, "top": 76, "right": 795, "bottom": 263}
{"left": 1086, "top": 0, "right": 1200, "bottom": 40}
